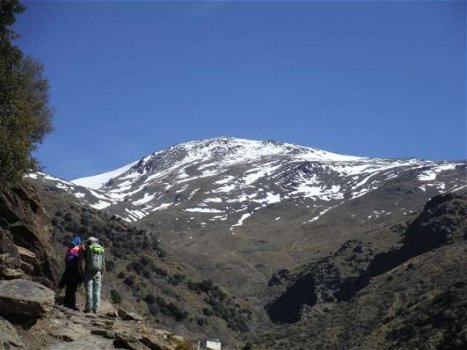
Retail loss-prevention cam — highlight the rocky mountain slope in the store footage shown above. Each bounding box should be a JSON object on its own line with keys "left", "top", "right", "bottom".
{"left": 255, "top": 191, "right": 467, "bottom": 349}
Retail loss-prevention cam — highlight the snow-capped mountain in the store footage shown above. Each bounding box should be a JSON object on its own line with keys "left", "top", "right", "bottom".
{"left": 56, "top": 137, "right": 463, "bottom": 227}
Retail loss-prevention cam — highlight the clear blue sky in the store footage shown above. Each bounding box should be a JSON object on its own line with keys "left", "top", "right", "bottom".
{"left": 15, "top": 0, "right": 466, "bottom": 180}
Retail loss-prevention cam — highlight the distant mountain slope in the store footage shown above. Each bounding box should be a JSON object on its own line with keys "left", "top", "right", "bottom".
{"left": 38, "top": 137, "right": 464, "bottom": 226}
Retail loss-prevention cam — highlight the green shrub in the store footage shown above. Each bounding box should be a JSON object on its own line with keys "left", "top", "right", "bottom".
{"left": 110, "top": 289, "right": 122, "bottom": 303}
{"left": 123, "top": 276, "right": 134, "bottom": 287}
{"left": 144, "top": 294, "right": 157, "bottom": 304}
{"left": 106, "top": 260, "right": 115, "bottom": 272}
{"left": 202, "top": 307, "right": 213, "bottom": 316}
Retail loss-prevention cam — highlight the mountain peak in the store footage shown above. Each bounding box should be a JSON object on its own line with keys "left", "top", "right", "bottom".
{"left": 72, "top": 137, "right": 366, "bottom": 190}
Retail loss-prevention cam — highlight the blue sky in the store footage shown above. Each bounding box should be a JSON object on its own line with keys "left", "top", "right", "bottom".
{"left": 15, "top": 0, "right": 466, "bottom": 180}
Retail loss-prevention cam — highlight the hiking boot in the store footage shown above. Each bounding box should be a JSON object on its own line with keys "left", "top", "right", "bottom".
{"left": 83, "top": 309, "right": 91, "bottom": 313}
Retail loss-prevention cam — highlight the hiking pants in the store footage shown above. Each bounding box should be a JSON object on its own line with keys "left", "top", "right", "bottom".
{"left": 84, "top": 271, "right": 102, "bottom": 312}
{"left": 64, "top": 280, "right": 79, "bottom": 309}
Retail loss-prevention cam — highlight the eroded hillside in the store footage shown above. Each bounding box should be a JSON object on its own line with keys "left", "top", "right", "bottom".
{"left": 256, "top": 191, "right": 467, "bottom": 349}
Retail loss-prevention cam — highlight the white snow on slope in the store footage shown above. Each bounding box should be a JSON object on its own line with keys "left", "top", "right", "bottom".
{"left": 232, "top": 213, "right": 251, "bottom": 228}
{"left": 151, "top": 203, "right": 172, "bottom": 211}
{"left": 91, "top": 201, "right": 112, "bottom": 210}
{"left": 243, "top": 163, "right": 282, "bottom": 185}
{"left": 184, "top": 208, "right": 225, "bottom": 213}
{"left": 72, "top": 161, "right": 138, "bottom": 189}
{"left": 133, "top": 193, "right": 157, "bottom": 206}
{"left": 418, "top": 164, "right": 458, "bottom": 181}
{"left": 181, "top": 138, "right": 366, "bottom": 166}
{"left": 308, "top": 206, "right": 336, "bottom": 222}
{"left": 204, "top": 197, "right": 223, "bottom": 203}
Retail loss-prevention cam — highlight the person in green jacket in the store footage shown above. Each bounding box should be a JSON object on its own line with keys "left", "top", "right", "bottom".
{"left": 82, "top": 236, "right": 105, "bottom": 313}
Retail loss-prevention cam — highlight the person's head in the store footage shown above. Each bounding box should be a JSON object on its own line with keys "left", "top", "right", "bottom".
{"left": 86, "top": 236, "right": 98, "bottom": 245}
{"left": 70, "top": 236, "right": 82, "bottom": 247}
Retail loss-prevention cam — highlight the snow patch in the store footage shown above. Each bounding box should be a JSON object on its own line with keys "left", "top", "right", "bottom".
{"left": 151, "top": 203, "right": 172, "bottom": 211}
{"left": 418, "top": 164, "right": 457, "bottom": 181}
{"left": 184, "top": 208, "right": 224, "bottom": 213}
{"left": 91, "top": 201, "right": 111, "bottom": 210}
{"left": 72, "top": 161, "right": 138, "bottom": 189}
{"left": 133, "top": 193, "right": 157, "bottom": 206}
{"left": 204, "top": 197, "right": 223, "bottom": 203}
{"left": 231, "top": 213, "right": 251, "bottom": 228}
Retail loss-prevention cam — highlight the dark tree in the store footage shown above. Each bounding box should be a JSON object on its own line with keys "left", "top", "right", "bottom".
{"left": 0, "top": 0, "right": 53, "bottom": 185}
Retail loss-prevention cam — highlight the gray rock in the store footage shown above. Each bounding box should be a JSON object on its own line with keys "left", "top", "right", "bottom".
{"left": 48, "top": 323, "right": 88, "bottom": 342}
{"left": 0, "top": 266, "right": 23, "bottom": 279}
{"left": 117, "top": 308, "right": 143, "bottom": 321}
{"left": 17, "top": 246, "right": 37, "bottom": 274}
{"left": 0, "top": 316, "right": 25, "bottom": 349}
{"left": 114, "top": 332, "right": 148, "bottom": 350}
{"left": 46, "top": 335, "right": 115, "bottom": 350}
{"left": 0, "top": 279, "right": 55, "bottom": 316}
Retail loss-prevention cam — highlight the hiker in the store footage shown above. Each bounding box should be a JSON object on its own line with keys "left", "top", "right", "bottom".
{"left": 82, "top": 236, "right": 105, "bottom": 313}
{"left": 59, "top": 236, "right": 84, "bottom": 310}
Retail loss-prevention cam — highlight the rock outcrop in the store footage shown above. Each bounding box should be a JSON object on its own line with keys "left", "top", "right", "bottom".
{"left": 0, "top": 279, "right": 55, "bottom": 317}
{"left": 266, "top": 240, "right": 374, "bottom": 323}
{"left": 335, "top": 192, "right": 467, "bottom": 301}
{"left": 0, "top": 183, "right": 59, "bottom": 287}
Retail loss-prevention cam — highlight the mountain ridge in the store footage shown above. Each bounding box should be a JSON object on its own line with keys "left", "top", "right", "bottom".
{"left": 71, "top": 136, "right": 456, "bottom": 189}
{"left": 32, "top": 137, "right": 465, "bottom": 225}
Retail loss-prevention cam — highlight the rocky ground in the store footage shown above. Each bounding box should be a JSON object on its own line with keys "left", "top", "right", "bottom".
{"left": 0, "top": 183, "right": 194, "bottom": 350}
{"left": 0, "top": 279, "right": 192, "bottom": 350}
{"left": 24, "top": 305, "right": 191, "bottom": 350}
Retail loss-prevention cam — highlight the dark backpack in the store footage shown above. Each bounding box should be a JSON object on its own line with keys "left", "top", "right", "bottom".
{"left": 85, "top": 242, "right": 105, "bottom": 272}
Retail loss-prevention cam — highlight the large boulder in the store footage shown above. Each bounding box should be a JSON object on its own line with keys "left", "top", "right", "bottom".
{"left": 0, "top": 279, "right": 55, "bottom": 316}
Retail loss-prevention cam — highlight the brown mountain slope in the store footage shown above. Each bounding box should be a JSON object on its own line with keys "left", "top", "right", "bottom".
{"left": 253, "top": 191, "right": 467, "bottom": 349}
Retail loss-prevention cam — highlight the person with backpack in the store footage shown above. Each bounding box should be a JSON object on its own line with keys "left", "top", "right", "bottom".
{"left": 82, "top": 236, "right": 105, "bottom": 313}
{"left": 59, "top": 236, "right": 84, "bottom": 310}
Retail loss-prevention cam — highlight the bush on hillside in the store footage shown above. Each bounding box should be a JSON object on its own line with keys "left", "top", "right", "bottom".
{"left": 106, "top": 260, "right": 115, "bottom": 272}
{"left": 110, "top": 289, "right": 122, "bottom": 304}
{"left": 123, "top": 276, "right": 135, "bottom": 287}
